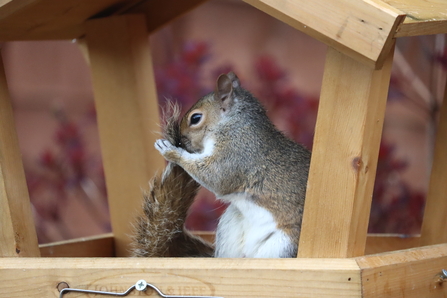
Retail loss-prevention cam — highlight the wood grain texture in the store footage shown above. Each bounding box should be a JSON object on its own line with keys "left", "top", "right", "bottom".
{"left": 357, "top": 244, "right": 447, "bottom": 297}
{"left": 37, "top": 232, "right": 420, "bottom": 257}
{"left": 85, "top": 14, "right": 165, "bottom": 257}
{"left": 383, "top": 0, "right": 447, "bottom": 37}
{"left": 243, "top": 0, "right": 405, "bottom": 68}
{"left": 0, "top": 258, "right": 361, "bottom": 298}
{"left": 365, "top": 234, "right": 420, "bottom": 255}
{"left": 39, "top": 233, "right": 115, "bottom": 257}
{"left": 0, "top": 0, "right": 126, "bottom": 41}
{"left": 0, "top": 0, "right": 209, "bottom": 41}
{"left": 0, "top": 52, "right": 40, "bottom": 257}
{"left": 420, "top": 80, "right": 447, "bottom": 246}
{"left": 298, "top": 45, "right": 395, "bottom": 258}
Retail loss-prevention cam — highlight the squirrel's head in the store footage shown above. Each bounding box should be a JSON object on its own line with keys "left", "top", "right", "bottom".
{"left": 179, "top": 72, "right": 240, "bottom": 153}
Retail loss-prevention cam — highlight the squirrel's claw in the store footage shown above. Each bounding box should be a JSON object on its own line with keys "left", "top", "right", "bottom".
{"left": 155, "top": 139, "right": 181, "bottom": 162}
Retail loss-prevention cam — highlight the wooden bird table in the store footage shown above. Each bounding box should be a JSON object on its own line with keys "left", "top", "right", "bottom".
{"left": 1, "top": 0, "right": 447, "bottom": 297}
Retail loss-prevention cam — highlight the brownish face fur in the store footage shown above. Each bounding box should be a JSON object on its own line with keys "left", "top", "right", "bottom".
{"left": 179, "top": 94, "right": 222, "bottom": 153}
{"left": 163, "top": 73, "right": 238, "bottom": 155}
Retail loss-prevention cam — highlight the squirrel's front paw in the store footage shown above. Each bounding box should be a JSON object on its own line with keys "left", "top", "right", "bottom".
{"left": 155, "top": 139, "right": 181, "bottom": 162}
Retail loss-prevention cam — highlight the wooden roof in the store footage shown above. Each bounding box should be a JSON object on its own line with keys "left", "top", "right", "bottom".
{"left": 0, "top": 0, "right": 445, "bottom": 68}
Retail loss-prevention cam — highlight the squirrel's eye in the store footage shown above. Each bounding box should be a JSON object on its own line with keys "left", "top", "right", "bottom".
{"left": 190, "top": 113, "right": 202, "bottom": 126}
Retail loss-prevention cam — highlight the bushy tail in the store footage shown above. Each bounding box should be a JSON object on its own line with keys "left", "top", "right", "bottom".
{"left": 131, "top": 163, "right": 214, "bottom": 257}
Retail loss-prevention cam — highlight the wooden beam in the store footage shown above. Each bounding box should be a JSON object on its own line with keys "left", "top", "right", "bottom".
{"left": 382, "top": 0, "right": 447, "bottom": 37}
{"left": 0, "top": 51, "right": 40, "bottom": 257}
{"left": 396, "top": 19, "right": 447, "bottom": 38}
{"left": 365, "top": 234, "right": 420, "bottom": 255}
{"left": 0, "top": 0, "right": 127, "bottom": 41}
{"left": 243, "top": 0, "right": 405, "bottom": 69}
{"left": 298, "top": 45, "right": 395, "bottom": 258}
{"left": 37, "top": 232, "right": 421, "bottom": 258}
{"left": 420, "top": 79, "right": 447, "bottom": 246}
{"left": 0, "top": 258, "right": 361, "bottom": 298}
{"left": 0, "top": 0, "right": 209, "bottom": 41}
{"left": 39, "top": 233, "right": 115, "bottom": 257}
{"left": 85, "top": 15, "right": 165, "bottom": 257}
{"left": 357, "top": 244, "right": 447, "bottom": 298}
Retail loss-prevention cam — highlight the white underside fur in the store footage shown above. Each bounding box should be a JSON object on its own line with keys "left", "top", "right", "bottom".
{"left": 215, "top": 193, "right": 293, "bottom": 258}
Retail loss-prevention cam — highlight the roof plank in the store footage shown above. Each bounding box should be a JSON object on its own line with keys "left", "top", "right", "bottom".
{"left": 383, "top": 0, "right": 447, "bottom": 36}
{"left": 243, "top": 0, "right": 406, "bottom": 68}
{"left": 0, "top": 0, "right": 127, "bottom": 41}
{"left": 0, "top": 0, "right": 208, "bottom": 41}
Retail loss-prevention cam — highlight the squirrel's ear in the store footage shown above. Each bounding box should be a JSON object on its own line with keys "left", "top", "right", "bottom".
{"left": 226, "top": 71, "right": 240, "bottom": 88}
{"left": 215, "top": 73, "right": 233, "bottom": 101}
{"left": 215, "top": 72, "right": 240, "bottom": 111}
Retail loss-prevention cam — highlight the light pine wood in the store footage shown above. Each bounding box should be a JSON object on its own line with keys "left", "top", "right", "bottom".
{"left": 396, "top": 20, "right": 447, "bottom": 37}
{"left": 38, "top": 232, "right": 213, "bottom": 258}
{"left": 36, "top": 231, "right": 421, "bottom": 258}
{"left": 0, "top": 0, "right": 125, "bottom": 41}
{"left": 85, "top": 15, "right": 165, "bottom": 257}
{"left": 0, "top": 258, "right": 361, "bottom": 298}
{"left": 0, "top": 0, "right": 209, "bottom": 41}
{"left": 420, "top": 80, "right": 447, "bottom": 246}
{"left": 0, "top": 0, "right": 446, "bottom": 41}
{"left": 365, "top": 234, "right": 420, "bottom": 255}
{"left": 243, "top": 0, "right": 405, "bottom": 68}
{"left": 298, "top": 45, "right": 395, "bottom": 258}
{"left": 382, "top": 0, "right": 447, "bottom": 37}
{"left": 0, "top": 52, "right": 40, "bottom": 257}
{"left": 357, "top": 243, "right": 447, "bottom": 297}
{"left": 39, "top": 233, "right": 114, "bottom": 257}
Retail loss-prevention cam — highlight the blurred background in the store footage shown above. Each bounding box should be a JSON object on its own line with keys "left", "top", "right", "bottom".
{"left": 2, "top": 0, "right": 446, "bottom": 244}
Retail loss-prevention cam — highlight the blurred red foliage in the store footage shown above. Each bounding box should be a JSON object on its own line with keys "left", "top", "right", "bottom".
{"left": 25, "top": 109, "right": 110, "bottom": 243}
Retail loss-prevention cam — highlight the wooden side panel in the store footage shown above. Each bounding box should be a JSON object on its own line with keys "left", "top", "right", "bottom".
{"left": 357, "top": 244, "right": 447, "bottom": 298}
{"left": 85, "top": 15, "right": 165, "bottom": 257}
{"left": 298, "top": 45, "right": 395, "bottom": 258}
{"left": 0, "top": 0, "right": 126, "bottom": 41}
{"left": 0, "top": 0, "right": 209, "bottom": 41}
{"left": 396, "top": 20, "right": 447, "bottom": 37}
{"left": 0, "top": 52, "right": 40, "bottom": 257}
{"left": 382, "top": 0, "right": 447, "bottom": 37}
{"left": 420, "top": 79, "right": 447, "bottom": 246}
{"left": 39, "top": 233, "right": 114, "bottom": 257}
{"left": 243, "top": 0, "right": 404, "bottom": 68}
{"left": 37, "top": 232, "right": 421, "bottom": 258}
{"left": 365, "top": 234, "right": 420, "bottom": 255}
{"left": 0, "top": 258, "right": 361, "bottom": 298}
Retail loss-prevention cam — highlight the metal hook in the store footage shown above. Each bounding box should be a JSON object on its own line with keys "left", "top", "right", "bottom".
{"left": 58, "top": 279, "right": 223, "bottom": 298}
{"left": 439, "top": 269, "right": 447, "bottom": 282}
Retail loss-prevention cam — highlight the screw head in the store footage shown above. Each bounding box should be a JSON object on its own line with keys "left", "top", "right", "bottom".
{"left": 135, "top": 280, "right": 147, "bottom": 291}
{"left": 57, "top": 282, "right": 70, "bottom": 292}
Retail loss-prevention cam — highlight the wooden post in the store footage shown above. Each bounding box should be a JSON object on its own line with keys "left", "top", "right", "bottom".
{"left": 420, "top": 79, "right": 447, "bottom": 246}
{"left": 0, "top": 51, "right": 40, "bottom": 257}
{"left": 298, "top": 45, "right": 395, "bottom": 258}
{"left": 85, "top": 15, "right": 164, "bottom": 256}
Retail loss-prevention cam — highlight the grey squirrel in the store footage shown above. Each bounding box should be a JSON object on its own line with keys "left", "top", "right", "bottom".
{"left": 132, "top": 72, "right": 310, "bottom": 258}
